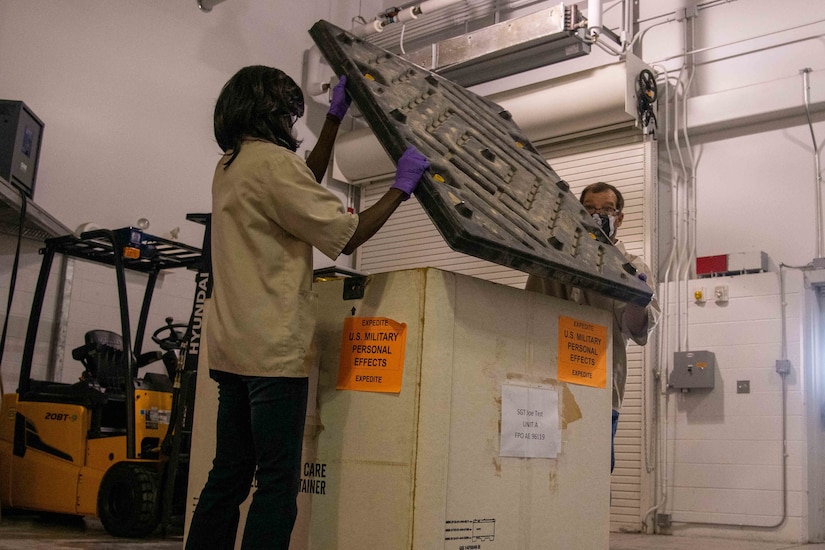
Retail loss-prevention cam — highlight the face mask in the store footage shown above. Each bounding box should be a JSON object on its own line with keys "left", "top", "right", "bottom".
{"left": 592, "top": 213, "right": 617, "bottom": 240}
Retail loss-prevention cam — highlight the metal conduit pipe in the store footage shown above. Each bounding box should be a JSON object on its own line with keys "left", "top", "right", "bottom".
{"left": 802, "top": 68, "right": 824, "bottom": 259}
{"left": 351, "top": 0, "right": 463, "bottom": 38}
{"left": 304, "top": 45, "right": 331, "bottom": 99}
{"left": 650, "top": 16, "right": 825, "bottom": 66}
{"left": 682, "top": 18, "right": 699, "bottom": 327}
{"left": 587, "top": 0, "right": 603, "bottom": 39}
{"left": 644, "top": 65, "right": 677, "bottom": 533}
{"left": 672, "top": 65, "right": 689, "bottom": 353}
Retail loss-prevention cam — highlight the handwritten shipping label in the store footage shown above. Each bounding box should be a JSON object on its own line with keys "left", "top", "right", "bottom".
{"left": 500, "top": 384, "right": 560, "bottom": 458}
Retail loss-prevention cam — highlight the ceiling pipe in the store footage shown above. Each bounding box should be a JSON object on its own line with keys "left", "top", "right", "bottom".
{"left": 351, "top": 0, "right": 463, "bottom": 38}
{"left": 802, "top": 68, "right": 824, "bottom": 260}
{"left": 304, "top": 45, "right": 334, "bottom": 100}
{"left": 587, "top": 0, "right": 603, "bottom": 39}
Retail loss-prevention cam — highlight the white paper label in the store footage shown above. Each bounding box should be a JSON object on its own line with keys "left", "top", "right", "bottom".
{"left": 500, "top": 384, "right": 560, "bottom": 458}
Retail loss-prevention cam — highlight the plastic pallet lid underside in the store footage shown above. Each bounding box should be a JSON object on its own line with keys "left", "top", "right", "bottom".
{"left": 309, "top": 20, "right": 652, "bottom": 306}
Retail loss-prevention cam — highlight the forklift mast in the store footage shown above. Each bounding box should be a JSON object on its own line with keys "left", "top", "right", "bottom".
{"left": 158, "top": 213, "right": 212, "bottom": 533}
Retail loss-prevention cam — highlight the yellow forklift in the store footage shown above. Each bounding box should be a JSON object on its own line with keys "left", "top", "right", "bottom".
{"left": 0, "top": 218, "right": 209, "bottom": 537}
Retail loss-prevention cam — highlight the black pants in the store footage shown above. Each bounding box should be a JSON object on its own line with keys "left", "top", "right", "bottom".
{"left": 611, "top": 409, "right": 619, "bottom": 473}
{"left": 186, "top": 372, "right": 308, "bottom": 550}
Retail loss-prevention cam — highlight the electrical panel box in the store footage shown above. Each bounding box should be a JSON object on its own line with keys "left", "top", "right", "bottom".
{"left": 696, "top": 251, "right": 771, "bottom": 277}
{"left": 0, "top": 100, "right": 44, "bottom": 199}
{"left": 670, "top": 350, "right": 716, "bottom": 391}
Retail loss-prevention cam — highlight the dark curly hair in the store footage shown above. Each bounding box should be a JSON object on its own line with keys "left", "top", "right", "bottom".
{"left": 213, "top": 65, "right": 305, "bottom": 166}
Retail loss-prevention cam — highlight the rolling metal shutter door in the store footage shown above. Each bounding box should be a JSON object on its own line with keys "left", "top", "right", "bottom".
{"left": 355, "top": 126, "right": 655, "bottom": 531}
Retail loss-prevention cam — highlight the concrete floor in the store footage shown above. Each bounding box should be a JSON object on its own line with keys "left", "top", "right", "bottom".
{"left": 0, "top": 511, "right": 182, "bottom": 549}
{"left": 2, "top": 511, "right": 825, "bottom": 549}
{"left": 610, "top": 533, "right": 825, "bottom": 550}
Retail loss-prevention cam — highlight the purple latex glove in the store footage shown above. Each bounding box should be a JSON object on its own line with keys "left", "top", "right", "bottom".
{"left": 392, "top": 146, "right": 429, "bottom": 200}
{"left": 328, "top": 75, "right": 352, "bottom": 121}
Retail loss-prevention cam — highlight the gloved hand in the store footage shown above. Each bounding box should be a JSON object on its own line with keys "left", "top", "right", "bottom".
{"left": 392, "top": 146, "right": 429, "bottom": 200}
{"left": 328, "top": 75, "right": 352, "bottom": 121}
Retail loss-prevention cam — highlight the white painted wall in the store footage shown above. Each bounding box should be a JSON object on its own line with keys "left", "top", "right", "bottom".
{"left": 660, "top": 271, "right": 807, "bottom": 543}
{"left": 0, "top": 0, "right": 378, "bottom": 247}
{"left": 693, "top": 127, "right": 822, "bottom": 264}
{"left": 0, "top": 0, "right": 379, "bottom": 389}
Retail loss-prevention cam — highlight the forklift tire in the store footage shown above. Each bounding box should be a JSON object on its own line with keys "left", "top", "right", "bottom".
{"left": 97, "top": 462, "right": 160, "bottom": 538}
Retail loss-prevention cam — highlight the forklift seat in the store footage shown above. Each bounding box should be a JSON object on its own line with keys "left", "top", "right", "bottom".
{"left": 21, "top": 332, "right": 121, "bottom": 409}
{"left": 72, "top": 330, "right": 128, "bottom": 391}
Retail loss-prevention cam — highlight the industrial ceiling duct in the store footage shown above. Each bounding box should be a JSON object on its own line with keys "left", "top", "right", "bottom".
{"left": 333, "top": 54, "right": 653, "bottom": 184}
{"left": 402, "top": 3, "right": 591, "bottom": 88}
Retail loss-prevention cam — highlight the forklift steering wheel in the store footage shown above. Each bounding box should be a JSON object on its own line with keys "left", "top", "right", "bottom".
{"left": 152, "top": 317, "right": 188, "bottom": 351}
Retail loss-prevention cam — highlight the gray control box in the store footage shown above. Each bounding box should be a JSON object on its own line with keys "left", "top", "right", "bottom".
{"left": 0, "top": 100, "right": 44, "bottom": 199}
{"left": 670, "top": 350, "right": 716, "bottom": 390}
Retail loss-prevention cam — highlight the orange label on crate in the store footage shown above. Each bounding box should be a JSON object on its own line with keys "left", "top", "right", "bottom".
{"left": 557, "top": 316, "right": 608, "bottom": 388}
{"left": 337, "top": 317, "right": 407, "bottom": 393}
